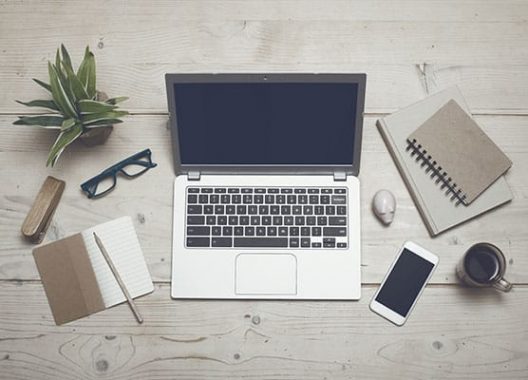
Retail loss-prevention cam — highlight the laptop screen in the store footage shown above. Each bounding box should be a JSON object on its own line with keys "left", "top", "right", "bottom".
{"left": 173, "top": 82, "right": 360, "bottom": 165}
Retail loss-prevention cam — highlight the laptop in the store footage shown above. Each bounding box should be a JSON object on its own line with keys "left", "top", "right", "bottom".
{"left": 166, "top": 73, "right": 366, "bottom": 300}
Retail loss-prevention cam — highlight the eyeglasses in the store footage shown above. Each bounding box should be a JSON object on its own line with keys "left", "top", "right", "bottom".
{"left": 81, "top": 149, "right": 157, "bottom": 199}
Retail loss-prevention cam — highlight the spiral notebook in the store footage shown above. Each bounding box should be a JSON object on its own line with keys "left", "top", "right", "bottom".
{"left": 33, "top": 216, "right": 154, "bottom": 325}
{"left": 406, "top": 99, "right": 512, "bottom": 205}
{"left": 377, "top": 86, "right": 513, "bottom": 236}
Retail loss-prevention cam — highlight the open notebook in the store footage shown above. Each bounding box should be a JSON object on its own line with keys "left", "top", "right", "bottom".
{"left": 33, "top": 216, "right": 153, "bottom": 325}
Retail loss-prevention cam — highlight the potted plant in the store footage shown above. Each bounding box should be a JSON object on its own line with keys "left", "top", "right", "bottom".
{"left": 14, "top": 44, "right": 128, "bottom": 166}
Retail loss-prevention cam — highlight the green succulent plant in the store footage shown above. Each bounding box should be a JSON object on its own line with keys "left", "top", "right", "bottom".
{"left": 14, "top": 44, "right": 128, "bottom": 166}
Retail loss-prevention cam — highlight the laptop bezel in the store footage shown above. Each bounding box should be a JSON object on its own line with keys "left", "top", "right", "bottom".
{"left": 165, "top": 73, "right": 366, "bottom": 177}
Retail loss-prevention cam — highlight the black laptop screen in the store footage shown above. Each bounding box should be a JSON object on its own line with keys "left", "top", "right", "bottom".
{"left": 173, "top": 82, "right": 359, "bottom": 165}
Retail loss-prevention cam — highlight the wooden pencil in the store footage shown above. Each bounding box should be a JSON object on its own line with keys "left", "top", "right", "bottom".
{"left": 93, "top": 232, "right": 144, "bottom": 324}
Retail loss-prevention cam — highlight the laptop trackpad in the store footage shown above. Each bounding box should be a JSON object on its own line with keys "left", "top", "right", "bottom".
{"left": 235, "top": 254, "right": 297, "bottom": 295}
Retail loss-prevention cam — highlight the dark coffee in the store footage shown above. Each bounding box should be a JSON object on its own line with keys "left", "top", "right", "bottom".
{"left": 464, "top": 247, "right": 500, "bottom": 284}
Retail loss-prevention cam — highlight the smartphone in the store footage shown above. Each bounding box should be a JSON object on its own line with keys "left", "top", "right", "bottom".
{"left": 370, "top": 241, "right": 438, "bottom": 326}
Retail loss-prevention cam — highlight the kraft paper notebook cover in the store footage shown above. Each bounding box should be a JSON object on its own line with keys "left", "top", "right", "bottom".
{"left": 407, "top": 99, "right": 512, "bottom": 205}
{"left": 33, "top": 216, "right": 154, "bottom": 325}
{"left": 376, "top": 86, "right": 512, "bottom": 236}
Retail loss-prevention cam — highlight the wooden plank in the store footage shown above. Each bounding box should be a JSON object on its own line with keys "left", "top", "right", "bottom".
{"left": 2, "top": 0, "right": 527, "bottom": 22}
{"left": 0, "top": 282, "right": 527, "bottom": 379}
{"left": 1, "top": 115, "right": 526, "bottom": 283}
{"left": 1, "top": 2, "right": 528, "bottom": 113}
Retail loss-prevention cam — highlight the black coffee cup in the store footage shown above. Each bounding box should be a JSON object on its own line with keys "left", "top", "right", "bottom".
{"left": 456, "top": 243, "right": 512, "bottom": 292}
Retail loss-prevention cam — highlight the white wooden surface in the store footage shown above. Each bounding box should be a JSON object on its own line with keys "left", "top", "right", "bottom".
{"left": 1, "top": 1, "right": 527, "bottom": 379}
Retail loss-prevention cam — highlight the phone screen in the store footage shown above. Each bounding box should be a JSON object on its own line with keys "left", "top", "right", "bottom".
{"left": 375, "top": 248, "right": 435, "bottom": 317}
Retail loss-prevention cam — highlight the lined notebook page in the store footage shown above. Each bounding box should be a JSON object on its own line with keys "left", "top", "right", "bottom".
{"left": 81, "top": 217, "right": 154, "bottom": 308}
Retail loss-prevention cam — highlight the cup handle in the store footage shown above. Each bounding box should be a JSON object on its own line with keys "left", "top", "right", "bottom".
{"left": 493, "top": 278, "right": 513, "bottom": 292}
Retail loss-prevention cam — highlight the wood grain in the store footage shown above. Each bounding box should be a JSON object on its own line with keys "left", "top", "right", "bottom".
{"left": 1, "top": 1, "right": 528, "bottom": 114}
{"left": 0, "top": 282, "right": 527, "bottom": 380}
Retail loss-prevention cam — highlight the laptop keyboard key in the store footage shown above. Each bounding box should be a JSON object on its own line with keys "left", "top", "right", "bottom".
{"left": 317, "top": 216, "right": 328, "bottom": 225}
{"left": 187, "top": 216, "right": 205, "bottom": 225}
{"left": 215, "top": 205, "right": 224, "bottom": 214}
{"left": 256, "top": 227, "right": 266, "bottom": 236}
{"left": 289, "top": 227, "right": 299, "bottom": 236}
{"left": 289, "top": 238, "right": 299, "bottom": 248}
{"left": 201, "top": 188, "right": 213, "bottom": 193}
{"left": 226, "top": 205, "right": 236, "bottom": 214}
{"left": 337, "top": 206, "right": 346, "bottom": 215}
{"left": 270, "top": 205, "right": 280, "bottom": 214}
{"left": 187, "top": 205, "right": 202, "bottom": 214}
{"left": 187, "top": 237, "right": 210, "bottom": 247}
{"left": 204, "top": 205, "right": 214, "bottom": 214}
{"left": 210, "top": 195, "right": 219, "bottom": 204}
{"left": 199, "top": 194, "right": 208, "bottom": 203}
{"left": 267, "top": 226, "right": 277, "bottom": 236}
{"left": 234, "top": 237, "right": 288, "bottom": 247}
{"left": 223, "top": 227, "right": 233, "bottom": 236}
{"left": 301, "top": 238, "right": 311, "bottom": 248}
{"left": 187, "top": 226, "right": 210, "bottom": 235}
{"left": 248, "top": 206, "right": 258, "bottom": 214}
{"left": 329, "top": 217, "right": 346, "bottom": 225}
{"left": 279, "top": 227, "right": 288, "bottom": 236}
{"left": 206, "top": 216, "right": 216, "bottom": 225}
{"left": 188, "top": 188, "right": 200, "bottom": 193}
{"left": 234, "top": 227, "right": 244, "bottom": 236}
{"left": 212, "top": 227, "right": 221, "bottom": 236}
{"left": 323, "top": 227, "right": 347, "bottom": 236}
{"left": 217, "top": 216, "right": 227, "bottom": 225}
{"left": 332, "top": 195, "right": 346, "bottom": 204}
{"left": 212, "top": 237, "right": 232, "bottom": 247}
{"left": 187, "top": 194, "right": 197, "bottom": 203}
{"left": 228, "top": 216, "right": 238, "bottom": 225}
{"left": 245, "top": 227, "right": 255, "bottom": 236}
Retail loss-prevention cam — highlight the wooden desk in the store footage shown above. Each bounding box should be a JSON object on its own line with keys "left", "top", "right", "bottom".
{"left": 1, "top": 1, "right": 527, "bottom": 378}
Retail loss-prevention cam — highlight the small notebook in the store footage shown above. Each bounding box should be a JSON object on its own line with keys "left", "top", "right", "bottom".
{"left": 406, "top": 99, "right": 512, "bottom": 205}
{"left": 376, "top": 86, "right": 513, "bottom": 236}
{"left": 33, "top": 216, "right": 154, "bottom": 325}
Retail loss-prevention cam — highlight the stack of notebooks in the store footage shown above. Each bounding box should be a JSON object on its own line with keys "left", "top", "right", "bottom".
{"left": 377, "top": 86, "right": 512, "bottom": 236}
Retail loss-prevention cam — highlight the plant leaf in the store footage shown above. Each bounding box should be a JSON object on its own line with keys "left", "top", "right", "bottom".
{"left": 16, "top": 99, "right": 59, "bottom": 111}
{"left": 77, "top": 46, "right": 93, "bottom": 94}
{"left": 48, "top": 62, "right": 77, "bottom": 118}
{"left": 61, "top": 118, "right": 76, "bottom": 131}
{"left": 84, "top": 118, "right": 123, "bottom": 127}
{"left": 55, "top": 48, "right": 61, "bottom": 73}
{"left": 60, "top": 44, "right": 73, "bottom": 72}
{"left": 85, "top": 52, "right": 96, "bottom": 98}
{"left": 13, "top": 115, "right": 64, "bottom": 128}
{"left": 81, "top": 110, "right": 128, "bottom": 124}
{"left": 62, "top": 57, "right": 89, "bottom": 101}
{"left": 78, "top": 100, "right": 116, "bottom": 114}
{"left": 33, "top": 78, "right": 52, "bottom": 92}
{"left": 47, "top": 123, "right": 83, "bottom": 167}
{"left": 105, "top": 96, "right": 129, "bottom": 105}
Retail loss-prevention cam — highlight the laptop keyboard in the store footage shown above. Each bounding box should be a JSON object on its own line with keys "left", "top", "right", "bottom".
{"left": 185, "top": 186, "right": 348, "bottom": 249}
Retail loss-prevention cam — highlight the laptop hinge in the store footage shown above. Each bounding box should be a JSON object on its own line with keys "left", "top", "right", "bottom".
{"left": 333, "top": 171, "right": 347, "bottom": 181}
{"left": 187, "top": 171, "right": 201, "bottom": 181}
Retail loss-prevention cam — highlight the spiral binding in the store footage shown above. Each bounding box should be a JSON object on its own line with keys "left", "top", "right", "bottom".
{"left": 406, "top": 138, "right": 467, "bottom": 206}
